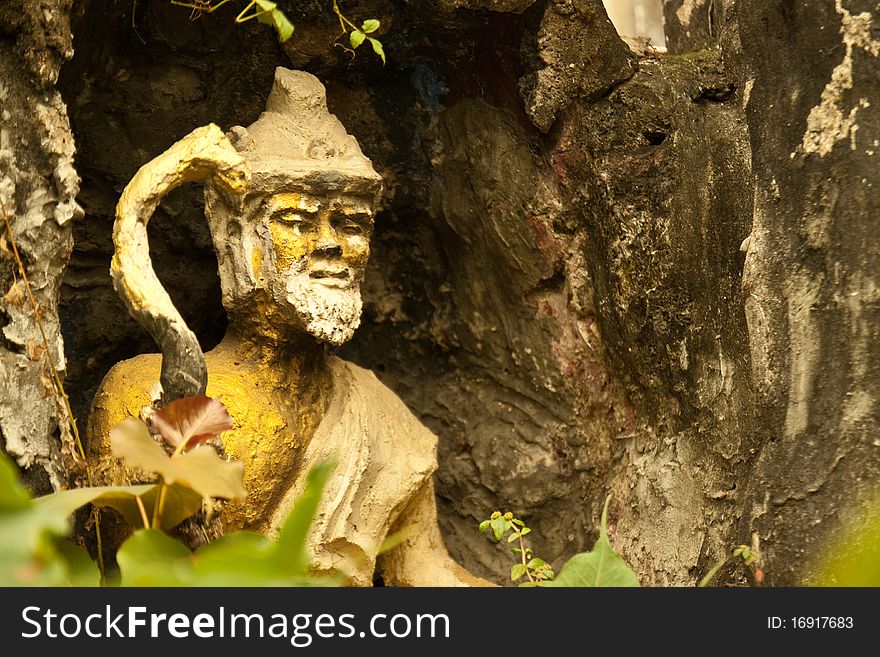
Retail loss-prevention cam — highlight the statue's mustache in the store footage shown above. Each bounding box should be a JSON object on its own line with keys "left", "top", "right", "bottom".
{"left": 282, "top": 257, "right": 360, "bottom": 292}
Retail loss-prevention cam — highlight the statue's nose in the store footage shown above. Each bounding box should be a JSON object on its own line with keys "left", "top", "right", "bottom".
{"left": 314, "top": 218, "right": 342, "bottom": 255}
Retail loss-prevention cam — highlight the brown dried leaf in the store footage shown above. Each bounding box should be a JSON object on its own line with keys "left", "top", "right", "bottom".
{"left": 2, "top": 281, "right": 25, "bottom": 306}
{"left": 151, "top": 395, "right": 233, "bottom": 451}
{"left": 26, "top": 336, "right": 46, "bottom": 362}
{"left": 0, "top": 232, "right": 13, "bottom": 260}
{"left": 39, "top": 370, "right": 55, "bottom": 398}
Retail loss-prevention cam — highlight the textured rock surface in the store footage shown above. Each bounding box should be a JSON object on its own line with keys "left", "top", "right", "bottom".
{"left": 734, "top": 0, "right": 880, "bottom": 585}
{"left": 561, "top": 50, "right": 756, "bottom": 584}
{"left": 663, "top": 0, "right": 721, "bottom": 54}
{"left": 0, "top": 0, "right": 79, "bottom": 492}
{"left": 520, "top": 0, "right": 636, "bottom": 131}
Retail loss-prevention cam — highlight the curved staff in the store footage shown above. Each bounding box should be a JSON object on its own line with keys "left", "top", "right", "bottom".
{"left": 111, "top": 123, "right": 249, "bottom": 402}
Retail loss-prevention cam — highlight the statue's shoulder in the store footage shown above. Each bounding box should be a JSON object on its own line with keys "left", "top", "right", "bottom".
{"left": 89, "top": 353, "right": 162, "bottom": 433}
{"left": 329, "top": 357, "right": 438, "bottom": 457}
{"left": 87, "top": 353, "right": 162, "bottom": 484}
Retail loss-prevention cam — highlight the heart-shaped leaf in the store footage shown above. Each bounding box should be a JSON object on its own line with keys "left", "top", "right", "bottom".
{"left": 110, "top": 417, "right": 169, "bottom": 470}
{"left": 171, "top": 447, "right": 246, "bottom": 500}
{"left": 150, "top": 395, "right": 233, "bottom": 451}
{"left": 543, "top": 496, "right": 639, "bottom": 587}
{"left": 110, "top": 417, "right": 244, "bottom": 501}
{"left": 350, "top": 29, "right": 366, "bottom": 49}
{"left": 117, "top": 529, "right": 194, "bottom": 586}
{"left": 361, "top": 19, "right": 380, "bottom": 33}
{"left": 36, "top": 482, "right": 203, "bottom": 530}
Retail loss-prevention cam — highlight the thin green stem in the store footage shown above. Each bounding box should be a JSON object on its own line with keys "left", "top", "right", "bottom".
{"left": 697, "top": 555, "right": 730, "bottom": 587}
{"left": 151, "top": 479, "right": 168, "bottom": 529}
{"left": 0, "top": 197, "right": 105, "bottom": 580}
{"left": 332, "top": 0, "right": 358, "bottom": 33}
{"left": 135, "top": 495, "right": 150, "bottom": 529}
{"left": 235, "top": 0, "right": 271, "bottom": 23}
{"left": 171, "top": 0, "right": 235, "bottom": 14}
{"left": 516, "top": 529, "right": 534, "bottom": 583}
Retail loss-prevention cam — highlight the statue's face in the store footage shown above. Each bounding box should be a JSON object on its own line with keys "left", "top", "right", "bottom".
{"left": 261, "top": 191, "right": 374, "bottom": 345}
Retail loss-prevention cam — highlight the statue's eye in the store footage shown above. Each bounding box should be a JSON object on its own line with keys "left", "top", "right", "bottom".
{"left": 339, "top": 222, "right": 363, "bottom": 236}
{"left": 275, "top": 212, "right": 314, "bottom": 229}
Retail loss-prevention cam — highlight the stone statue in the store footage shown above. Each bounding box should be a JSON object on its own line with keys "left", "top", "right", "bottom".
{"left": 87, "top": 67, "right": 487, "bottom": 586}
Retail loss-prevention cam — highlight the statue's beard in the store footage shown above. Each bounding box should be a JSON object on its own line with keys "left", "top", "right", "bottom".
{"left": 282, "top": 266, "right": 363, "bottom": 346}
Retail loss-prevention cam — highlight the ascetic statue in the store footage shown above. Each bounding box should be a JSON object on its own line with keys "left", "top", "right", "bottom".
{"left": 87, "top": 67, "right": 486, "bottom": 586}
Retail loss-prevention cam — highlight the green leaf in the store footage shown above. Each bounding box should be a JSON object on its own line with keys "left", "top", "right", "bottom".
{"left": 0, "top": 454, "right": 102, "bottom": 587}
{"left": 361, "top": 19, "right": 380, "bottom": 33}
{"left": 490, "top": 517, "right": 507, "bottom": 541}
{"left": 368, "top": 37, "right": 385, "bottom": 64}
{"left": 479, "top": 520, "right": 491, "bottom": 534}
{"left": 117, "top": 529, "right": 193, "bottom": 586}
{"left": 190, "top": 532, "right": 276, "bottom": 585}
{"left": 274, "top": 462, "right": 333, "bottom": 574}
{"left": 54, "top": 540, "right": 101, "bottom": 587}
{"left": 350, "top": 29, "right": 366, "bottom": 49}
{"left": 0, "top": 506, "right": 70, "bottom": 585}
{"left": 254, "top": 0, "right": 295, "bottom": 43}
{"left": 110, "top": 419, "right": 245, "bottom": 500}
{"left": 507, "top": 532, "right": 520, "bottom": 543}
{"left": 150, "top": 395, "right": 232, "bottom": 451}
{"left": 0, "top": 453, "right": 31, "bottom": 510}
{"left": 171, "top": 447, "right": 246, "bottom": 499}
{"left": 36, "top": 482, "right": 203, "bottom": 530}
{"left": 190, "top": 531, "right": 326, "bottom": 587}
{"left": 36, "top": 484, "right": 154, "bottom": 518}
{"left": 110, "top": 418, "right": 170, "bottom": 472}
{"left": 521, "top": 527, "right": 532, "bottom": 536}
{"left": 511, "top": 518, "right": 525, "bottom": 527}
{"left": 511, "top": 563, "right": 527, "bottom": 580}
{"left": 544, "top": 496, "right": 640, "bottom": 588}
{"left": 140, "top": 483, "right": 205, "bottom": 529}
{"left": 527, "top": 557, "right": 547, "bottom": 569}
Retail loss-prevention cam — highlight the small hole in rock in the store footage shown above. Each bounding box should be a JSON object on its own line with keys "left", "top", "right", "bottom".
{"left": 644, "top": 130, "right": 667, "bottom": 146}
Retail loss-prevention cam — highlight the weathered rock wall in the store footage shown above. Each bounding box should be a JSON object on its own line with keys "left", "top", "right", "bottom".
{"left": 0, "top": 0, "right": 80, "bottom": 493}
{"left": 734, "top": 0, "right": 880, "bottom": 585}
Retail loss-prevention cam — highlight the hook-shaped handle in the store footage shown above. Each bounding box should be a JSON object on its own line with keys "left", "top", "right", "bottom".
{"left": 112, "top": 124, "right": 249, "bottom": 402}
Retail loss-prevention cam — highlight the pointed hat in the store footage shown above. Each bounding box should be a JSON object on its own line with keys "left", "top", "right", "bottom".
{"left": 228, "top": 67, "right": 383, "bottom": 196}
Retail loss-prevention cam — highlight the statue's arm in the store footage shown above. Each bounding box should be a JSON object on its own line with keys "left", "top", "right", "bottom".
{"left": 378, "top": 478, "right": 495, "bottom": 587}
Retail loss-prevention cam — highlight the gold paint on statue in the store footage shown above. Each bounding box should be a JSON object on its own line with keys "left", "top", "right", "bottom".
{"left": 89, "top": 322, "right": 332, "bottom": 531}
